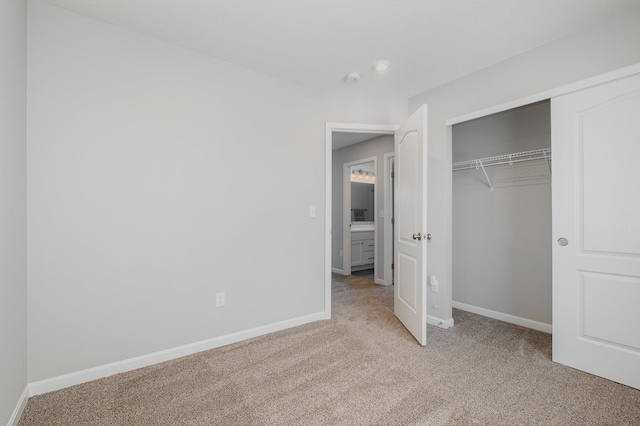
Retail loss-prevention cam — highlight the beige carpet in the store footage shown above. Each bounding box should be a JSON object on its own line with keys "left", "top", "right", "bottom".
{"left": 19, "top": 274, "right": 640, "bottom": 425}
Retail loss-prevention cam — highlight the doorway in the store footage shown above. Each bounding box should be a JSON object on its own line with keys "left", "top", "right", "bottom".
{"left": 344, "top": 158, "right": 377, "bottom": 281}
{"left": 324, "top": 123, "right": 397, "bottom": 317}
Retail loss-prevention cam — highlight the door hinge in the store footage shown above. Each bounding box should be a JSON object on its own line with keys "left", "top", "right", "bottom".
{"left": 391, "top": 217, "right": 395, "bottom": 224}
{"left": 391, "top": 263, "right": 394, "bottom": 270}
{"left": 391, "top": 172, "right": 394, "bottom": 178}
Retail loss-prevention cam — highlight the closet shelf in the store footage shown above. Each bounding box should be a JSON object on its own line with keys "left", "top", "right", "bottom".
{"left": 452, "top": 148, "right": 551, "bottom": 192}
{"left": 452, "top": 148, "right": 551, "bottom": 171}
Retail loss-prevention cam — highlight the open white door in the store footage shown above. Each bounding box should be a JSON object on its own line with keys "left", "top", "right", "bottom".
{"left": 552, "top": 72, "right": 640, "bottom": 389}
{"left": 394, "top": 106, "right": 428, "bottom": 346}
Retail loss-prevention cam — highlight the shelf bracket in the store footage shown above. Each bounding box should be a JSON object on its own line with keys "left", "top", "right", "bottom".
{"left": 475, "top": 159, "right": 494, "bottom": 192}
{"left": 543, "top": 150, "right": 551, "bottom": 174}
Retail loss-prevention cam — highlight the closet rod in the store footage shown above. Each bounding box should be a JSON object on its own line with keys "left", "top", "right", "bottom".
{"left": 452, "top": 148, "right": 552, "bottom": 171}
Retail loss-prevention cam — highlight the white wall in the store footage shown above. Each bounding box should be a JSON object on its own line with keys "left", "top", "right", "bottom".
{"left": 332, "top": 136, "right": 394, "bottom": 281}
{"left": 409, "top": 6, "right": 640, "bottom": 323}
{"left": 453, "top": 102, "right": 551, "bottom": 325}
{"left": 26, "top": 0, "right": 406, "bottom": 383}
{"left": 0, "top": 0, "right": 27, "bottom": 423}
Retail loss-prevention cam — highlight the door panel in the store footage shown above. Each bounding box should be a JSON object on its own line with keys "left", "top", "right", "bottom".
{"left": 351, "top": 241, "right": 363, "bottom": 266}
{"left": 398, "top": 134, "right": 418, "bottom": 246}
{"left": 581, "top": 272, "right": 640, "bottom": 350}
{"left": 552, "top": 72, "right": 640, "bottom": 389}
{"left": 398, "top": 252, "right": 418, "bottom": 311}
{"left": 581, "top": 91, "right": 640, "bottom": 255}
{"left": 394, "top": 106, "right": 428, "bottom": 346}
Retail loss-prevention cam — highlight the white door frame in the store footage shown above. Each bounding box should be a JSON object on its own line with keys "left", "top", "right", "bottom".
{"left": 443, "top": 63, "right": 640, "bottom": 329}
{"left": 325, "top": 123, "right": 398, "bottom": 318}
{"left": 383, "top": 153, "right": 395, "bottom": 285}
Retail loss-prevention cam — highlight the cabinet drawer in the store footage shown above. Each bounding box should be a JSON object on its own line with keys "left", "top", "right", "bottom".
{"left": 364, "top": 254, "right": 375, "bottom": 263}
{"left": 363, "top": 240, "right": 375, "bottom": 251}
{"left": 352, "top": 231, "right": 374, "bottom": 241}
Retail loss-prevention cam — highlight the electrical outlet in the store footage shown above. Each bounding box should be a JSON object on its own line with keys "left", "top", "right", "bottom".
{"left": 216, "top": 292, "right": 225, "bottom": 307}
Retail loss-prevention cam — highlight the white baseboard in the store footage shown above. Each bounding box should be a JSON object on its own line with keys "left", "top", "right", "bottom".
{"left": 8, "top": 385, "right": 29, "bottom": 426}
{"left": 453, "top": 301, "right": 552, "bottom": 334}
{"left": 374, "top": 278, "right": 391, "bottom": 286}
{"left": 427, "top": 315, "right": 454, "bottom": 329}
{"left": 28, "top": 312, "right": 327, "bottom": 397}
{"left": 331, "top": 267, "right": 346, "bottom": 275}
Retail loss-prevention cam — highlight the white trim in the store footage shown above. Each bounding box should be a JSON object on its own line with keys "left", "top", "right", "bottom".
{"left": 7, "top": 385, "right": 29, "bottom": 426}
{"left": 453, "top": 301, "right": 552, "bottom": 334}
{"left": 325, "top": 123, "right": 332, "bottom": 319}
{"left": 446, "top": 63, "right": 640, "bottom": 126}
{"left": 331, "top": 267, "right": 347, "bottom": 275}
{"left": 444, "top": 125, "right": 453, "bottom": 322}
{"left": 343, "top": 161, "right": 351, "bottom": 276}
{"left": 325, "top": 123, "right": 398, "bottom": 319}
{"left": 326, "top": 123, "right": 399, "bottom": 134}
{"left": 383, "top": 153, "right": 394, "bottom": 286}
{"left": 374, "top": 278, "right": 390, "bottom": 286}
{"left": 427, "top": 315, "right": 454, "bottom": 329}
{"left": 28, "top": 312, "right": 326, "bottom": 396}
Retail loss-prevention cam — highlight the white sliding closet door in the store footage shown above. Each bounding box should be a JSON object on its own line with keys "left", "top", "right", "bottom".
{"left": 552, "top": 71, "right": 640, "bottom": 389}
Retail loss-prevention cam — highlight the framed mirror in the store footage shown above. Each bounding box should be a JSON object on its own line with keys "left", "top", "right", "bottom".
{"left": 350, "top": 162, "right": 375, "bottom": 223}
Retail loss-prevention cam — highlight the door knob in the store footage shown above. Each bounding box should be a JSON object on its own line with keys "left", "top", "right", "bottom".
{"left": 558, "top": 237, "right": 568, "bottom": 246}
{"left": 426, "top": 233, "right": 432, "bottom": 241}
{"left": 412, "top": 233, "right": 422, "bottom": 241}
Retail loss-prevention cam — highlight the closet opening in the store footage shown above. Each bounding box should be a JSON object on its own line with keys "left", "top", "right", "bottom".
{"left": 451, "top": 100, "right": 552, "bottom": 333}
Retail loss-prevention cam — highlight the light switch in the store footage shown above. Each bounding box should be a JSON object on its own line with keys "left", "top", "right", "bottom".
{"left": 379, "top": 210, "right": 384, "bottom": 218}
{"left": 430, "top": 275, "right": 439, "bottom": 293}
{"left": 309, "top": 205, "right": 316, "bottom": 217}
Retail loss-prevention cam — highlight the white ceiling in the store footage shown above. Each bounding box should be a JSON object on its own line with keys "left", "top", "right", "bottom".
{"left": 43, "top": 0, "right": 639, "bottom": 98}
